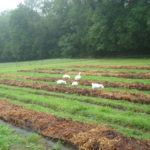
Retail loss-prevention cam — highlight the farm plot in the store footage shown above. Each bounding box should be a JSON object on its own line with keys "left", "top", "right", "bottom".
{"left": 19, "top": 69, "right": 150, "bottom": 79}
{"left": 0, "top": 101, "right": 150, "bottom": 150}
{"left": 0, "top": 59, "right": 150, "bottom": 150}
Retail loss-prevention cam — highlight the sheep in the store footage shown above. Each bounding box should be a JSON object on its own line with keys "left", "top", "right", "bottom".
{"left": 92, "top": 83, "right": 104, "bottom": 90}
{"left": 63, "top": 74, "right": 70, "bottom": 79}
{"left": 71, "top": 81, "right": 78, "bottom": 86}
{"left": 56, "top": 80, "right": 66, "bottom": 85}
{"left": 75, "top": 72, "right": 81, "bottom": 80}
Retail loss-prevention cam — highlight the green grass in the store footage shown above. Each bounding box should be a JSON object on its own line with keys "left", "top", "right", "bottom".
{"left": 0, "top": 58, "right": 150, "bottom": 143}
{"left": 0, "top": 124, "right": 51, "bottom": 150}
{"left": 0, "top": 87, "right": 149, "bottom": 135}
{"left": 0, "top": 84, "right": 149, "bottom": 114}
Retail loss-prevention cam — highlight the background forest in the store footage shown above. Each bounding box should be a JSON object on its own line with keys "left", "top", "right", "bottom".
{"left": 0, "top": 0, "right": 150, "bottom": 62}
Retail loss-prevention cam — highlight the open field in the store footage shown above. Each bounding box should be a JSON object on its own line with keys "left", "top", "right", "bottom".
{"left": 0, "top": 58, "right": 150, "bottom": 150}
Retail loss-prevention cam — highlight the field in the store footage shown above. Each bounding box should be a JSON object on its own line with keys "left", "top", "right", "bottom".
{"left": 0, "top": 58, "right": 150, "bottom": 150}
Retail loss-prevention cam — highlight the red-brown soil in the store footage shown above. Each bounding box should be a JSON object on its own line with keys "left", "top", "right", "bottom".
{"left": 68, "top": 65, "right": 150, "bottom": 70}
{"left": 19, "top": 69, "right": 150, "bottom": 79}
{"left": 0, "top": 101, "right": 149, "bottom": 150}
{"left": 0, "top": 79, "right": 149, "bottom": 104}
{"left": 1, "top": 74, "right": 150, "bottom": 90}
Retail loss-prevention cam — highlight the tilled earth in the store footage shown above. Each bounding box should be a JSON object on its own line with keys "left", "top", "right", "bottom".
{"left": 0, "top": 79, "right": 150, "bottom": 104}
{"left": 19, "top": 69, "right": 150, "bottom": 79}
{"left": 67, "top": 65, "right": 150, "bottom": 70}
{"left": 0, "top": 100, "right": 149, "bottom": 150}
{"left": 1, "top": 74, "right": 150, "bottom": 90}
{"left": 34, "top": 68, "right": 150, "bottom": 74}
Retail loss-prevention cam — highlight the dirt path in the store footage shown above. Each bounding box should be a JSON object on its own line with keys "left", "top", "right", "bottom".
{"left": 0, "top": 100, "right": 149, "bottom": 150}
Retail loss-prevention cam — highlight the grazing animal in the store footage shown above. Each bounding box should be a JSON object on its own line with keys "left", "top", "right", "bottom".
{"left": 72, "top": 81, "right": 78, "bottom": 86}
{"left": 92, "top": 83, "right": 104, "bottom": 90}
{"left": 56, "top": 80, "right": 66, "bottom": 84}
{"left": 75, "top": 72, "right": 81, "bottom": 80}
{"left": 63, "top": 74, "right": 70, "bottom": 79}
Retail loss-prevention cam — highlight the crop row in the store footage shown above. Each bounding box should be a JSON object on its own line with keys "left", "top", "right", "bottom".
{"left": 51, "top": 68, "right": 150, "bottom": 74}
{"left": 2, "top": 74, "right": 149, "bottom": 91}
{"left": 19, "top": 69, "right": 150, "bottom": 79}
{"left": 0, "top": 79, "right": 149, "bottom": 104}
{"left": 1, "top": 86, "right": 150, "bottom": 131}
{"left": 1, "top": 84, "right": 149, "bottom": 115}
{"left": 68, "top": 65, "right": 150, "bottom": 70}
{"left": 0, "top": 100, "right": 149, "bottom": 150}
{"left": 33, "top": 67, "right": 150, "bottom": 74}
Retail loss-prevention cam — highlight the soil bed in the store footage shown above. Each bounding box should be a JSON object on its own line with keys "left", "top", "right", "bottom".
{"left": 67, "top": 65, "right": 150, "bottom": 70}
{"left": 0, "top": 79, "right": 150, "bottom": 104}
{"left": 1, "top": 74, "right": 150, "bottom": 91}
{"left": 0, "top": 100, "right": 149, "bottom": 150}
{"left": 49, "top": 68, "right": 150, "bottom": 75}
{"left": 19, "top": 70, "right": 150, "bottom": 79}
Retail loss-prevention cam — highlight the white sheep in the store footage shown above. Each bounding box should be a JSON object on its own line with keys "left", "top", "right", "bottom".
{"left": 56, "top": 80, "right": 67, "bottom": 85}
{"left": 71, "top": 81, "right": 78, "bottom": 86}
{"left": 75, "top": 72, "right": 81, "bottom": 80}
{"left": 92, "top": 83, "right": 104, "bottom": 90}
{"left": 63, "top": 74, "right": 70, "bottom": 79}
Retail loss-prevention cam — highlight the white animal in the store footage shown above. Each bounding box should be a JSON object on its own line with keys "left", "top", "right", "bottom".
{"left": 56, "top": 80, "right": 67, "bottom": 85}
{"left": 92, "top": 83, "right": 104, "bottom": 90}
{"left": 75, "top": 72, "right": 81, "bottom": 80}
{"left": 71, "top": 81, "right": 78, "bottom": 86}
{"left": 63, "top": 74, "right": 70, "bottom": 79}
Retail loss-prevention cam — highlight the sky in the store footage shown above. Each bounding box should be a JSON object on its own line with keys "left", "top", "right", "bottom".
{"left": 0, "top": 0, "right": 23, "bottom": 12}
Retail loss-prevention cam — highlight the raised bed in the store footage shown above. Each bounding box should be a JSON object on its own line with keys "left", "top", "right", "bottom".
{"left": 0, "top": 101, "right": 149, "bottom": 150}
{"left": 0, "top": 79, "right": 149, "bottom": 104}
{"left": 1, "top": 74, "right": 150, "bottom": 90}
{"left": 68, "top": 65, "right": 150, "bottom": 70}
{"left": 19, "top": 69, "right": 150, "bottom": 79}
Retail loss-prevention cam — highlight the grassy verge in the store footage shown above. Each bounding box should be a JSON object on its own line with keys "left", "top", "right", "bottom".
{"left": 0, "top": 124, "right": 51, "bottom": 150}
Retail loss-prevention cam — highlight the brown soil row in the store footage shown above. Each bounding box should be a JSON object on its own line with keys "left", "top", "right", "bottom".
{"left": 0, "top": 79, "right": 150, "bottom": 104}
{"left": 68, "top": 65, "right": 150, "bottom": 70}
{"left": 50, "top": 68, "right": 150, "bottom": 75}
{"left": 0, "top": 100, "right": 149, "bottom": 150}
{"left": 19, "top": 69, "right": 150, "bottom": 79}
{"left": 1, "top": 74, "right": 150, "bottom": 91}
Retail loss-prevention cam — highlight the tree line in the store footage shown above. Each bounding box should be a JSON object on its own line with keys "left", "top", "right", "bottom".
{"left": 0, "top": 0, "right": 150, "bottom": 62}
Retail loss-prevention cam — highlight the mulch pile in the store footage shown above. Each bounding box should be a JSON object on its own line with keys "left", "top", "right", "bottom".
{"left": 19, "top": 69, "right": 150, "bottom": 79}
{"left": 0, "top": 101, "right": 149, "bottom": 150}
{"left": 1, "top": 74, "right": 150, "bottom": 91}
{"left": 0, "top": 79, "right": 149, "bottom": 104}
{"left": 68, "top": 65, "right": 150, "bottom": 70}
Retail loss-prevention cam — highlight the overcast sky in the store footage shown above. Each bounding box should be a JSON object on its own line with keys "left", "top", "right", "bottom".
{"left": 0, "top": 0, "right": 23, "bottom": 12}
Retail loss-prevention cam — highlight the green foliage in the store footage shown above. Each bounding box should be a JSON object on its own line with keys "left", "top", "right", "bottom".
{"left": 0, "top": 0, "right": 150, "bottom": 62}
